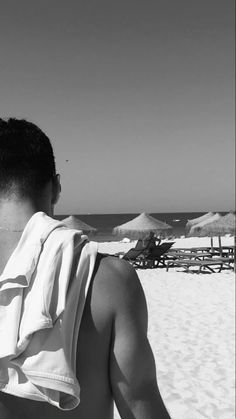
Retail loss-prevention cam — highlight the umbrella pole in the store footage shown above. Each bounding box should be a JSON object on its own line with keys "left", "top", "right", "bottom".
{"left": 218, "top": 236, "right": 222, "bottom": 257}
{"left": 210, "top": 237, "right": 214, "bottom": 253}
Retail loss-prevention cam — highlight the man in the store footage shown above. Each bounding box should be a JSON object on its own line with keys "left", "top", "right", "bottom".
{"left": 143, "top": 232, "right": 161, "bottom": 252}
{"left": 0, "top": 118, "right": 171, "bottom": 419}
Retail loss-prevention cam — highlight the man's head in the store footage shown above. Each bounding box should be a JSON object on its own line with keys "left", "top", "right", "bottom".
{"left": 0, "top": 118, "right": 60, "bottom": 208}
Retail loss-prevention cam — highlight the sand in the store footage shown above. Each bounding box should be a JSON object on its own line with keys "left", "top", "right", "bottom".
{"left": 98, "top": 237, "right": 235, "bottom": 419}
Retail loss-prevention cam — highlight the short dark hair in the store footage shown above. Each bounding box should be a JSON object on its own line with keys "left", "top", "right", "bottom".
{"left": 0, "top": 118, "right": 56, "bottom": 197}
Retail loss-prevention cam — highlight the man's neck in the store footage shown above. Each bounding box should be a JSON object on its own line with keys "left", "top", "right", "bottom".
{"left": 0, "top": 198, "right": 51, "bottom": 231}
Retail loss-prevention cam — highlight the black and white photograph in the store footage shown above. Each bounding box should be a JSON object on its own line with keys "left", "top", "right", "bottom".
{"left": 0, "top": 1, "right": 235, "bottom": 418}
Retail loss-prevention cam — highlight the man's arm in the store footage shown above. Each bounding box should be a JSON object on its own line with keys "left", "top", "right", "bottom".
{"left": 108, "top": 257, "right": 171, "bottom": 419}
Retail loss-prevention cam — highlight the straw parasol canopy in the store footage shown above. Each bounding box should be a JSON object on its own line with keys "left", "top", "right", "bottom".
{"left": 188, "top": 213, "right": 221, "bottom": 237}
{"left": 192, "top": 212, "right": 235, "bottom": 237}
{"left": 185, "top": 212, "right": 215, "bottom": 233}
{"left": 113, "top": 212, "right": 173, "bottom": 239}
{"left": 188, "top": 212, "right": 235, "bottom": 252}
{"left": 62, "top": 215, "right": 97, "bottom": 234}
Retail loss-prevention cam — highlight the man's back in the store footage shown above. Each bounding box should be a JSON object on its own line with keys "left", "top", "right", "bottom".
{"left": 0, "top": 248, "right": 170, "bottom": 419}
{"left": 0, "top": 251, "right": 114, "bottom": 419}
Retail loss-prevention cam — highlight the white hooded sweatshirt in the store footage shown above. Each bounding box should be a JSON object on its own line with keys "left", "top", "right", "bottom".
{"left": 0, "top": 212, "right": 97, "bottom": 410}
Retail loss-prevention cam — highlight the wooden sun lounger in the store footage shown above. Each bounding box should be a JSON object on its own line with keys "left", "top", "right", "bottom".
{"left": 166, "top": 257, "right": 235, "bottom": 273}
{"left": 166, "top": 251, "right": 214, "bottom": 261}
{"left": 122, "top": 248, "right": 147, "bottom": 268}
{"left": 122, "top": 242, "right": 175, "bottom": 269}
{"left": 220, "top": 245, "right": 235, "bottom": 252}
{"left": 168, "top": 247, "right": 219, "bottom": 254}
{"left": 168, "top": 246, "right": 234, "bottom": 258}
{"left": 217, "top": 246, "right": 235, "bottom": 256}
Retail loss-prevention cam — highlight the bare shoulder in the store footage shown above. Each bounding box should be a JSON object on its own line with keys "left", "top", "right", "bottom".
{"left": 95, "top": 253, "right": 140, "bottom": 283}
{"left": 95, "top": 253, "right": 144, "bottom": 293}
{"left": 90, "top": 254, "right": 147, "bottom": 325}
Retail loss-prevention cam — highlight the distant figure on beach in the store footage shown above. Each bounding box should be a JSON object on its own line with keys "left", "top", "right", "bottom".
{"left": 143, "top": 231, "right": 161, "bottom": 251}
{"left": 0, "top": 118, "right": 171, "bottom": 419}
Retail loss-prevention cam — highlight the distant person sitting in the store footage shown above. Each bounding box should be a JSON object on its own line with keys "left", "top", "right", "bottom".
{"left": 0, "top": 118, "right": 171, "bottom": 419}
{"left": 155, "top": 235, "right": 162, "bottom": 246}
{"left": 143, "top": 231, "right": 161, "bottom": 251}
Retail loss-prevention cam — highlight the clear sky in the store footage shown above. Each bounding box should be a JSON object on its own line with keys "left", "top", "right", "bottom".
{"left": 0, "top": 0, "right": 235, "bottom": 214}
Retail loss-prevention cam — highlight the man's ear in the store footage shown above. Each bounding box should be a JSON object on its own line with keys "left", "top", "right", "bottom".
{"left": 52, "top": 174, "right": 61, "bottom": 205}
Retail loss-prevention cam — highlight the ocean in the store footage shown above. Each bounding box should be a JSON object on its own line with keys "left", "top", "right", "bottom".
{"left": 55, "top": 211, "right": 228, "bottom": 242}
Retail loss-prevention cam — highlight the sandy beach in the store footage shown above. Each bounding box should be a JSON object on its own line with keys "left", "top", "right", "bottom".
{"left": 98, "top": 237, "right": 235, "bottom": 419}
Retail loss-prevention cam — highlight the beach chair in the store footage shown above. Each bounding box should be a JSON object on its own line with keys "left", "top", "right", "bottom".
{"left": 166, "top": 257, "right": 235, "bottom": 273}
{"left": 122, "top": 241, "right": 175, "bottom": 269}
{"left": 144, "top": 242, "right": 175, "bottom": 268}
{"left": 134, "top": 239, "right": 145, "bottom": 250}
{"left": 122, "top": 248, "right": 147, "bottom": 268}
{"left": 113, "top": 239, "right": 149, "bottom": 261}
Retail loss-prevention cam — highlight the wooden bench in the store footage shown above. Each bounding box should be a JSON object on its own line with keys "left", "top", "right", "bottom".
{"left": 168, "top": 247, "right": 213, "bottom": 254}
{"left": 166, "top": 251, "right": 213, "bottom": 261}
{"left": 166, "top": 257, "right": 235, "bottom": 273}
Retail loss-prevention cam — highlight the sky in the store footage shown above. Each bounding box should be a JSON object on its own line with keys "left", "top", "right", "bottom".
{"left": 0, "top": 0, "right": 235, "bottom": 214}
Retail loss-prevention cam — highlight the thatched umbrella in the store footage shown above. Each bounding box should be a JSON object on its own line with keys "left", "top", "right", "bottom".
{"left": 113, "top": 212, "right": 173, "bottom": 239}
{"left": 197, "top": 212, "right": 235, "bottom": 237}
{"left": 188, "top": 213, "right": 221, "bottom": 237}
{"left": 62, "top": 215, "right": 97, "bottom": 234}
{"left": 185, "top": 212, "right": 215, "bottom": 233}
{"left": 188, "top": 212, "right": 235, "bottom": 253}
